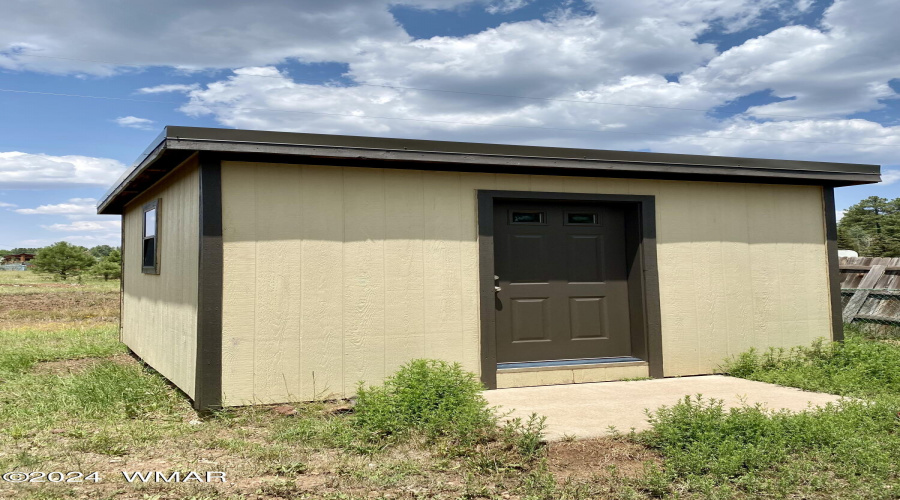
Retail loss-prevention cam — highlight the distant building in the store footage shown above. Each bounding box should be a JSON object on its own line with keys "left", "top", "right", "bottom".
{"left": 1, "top": 253, "right": 35, "bottom": 265}
{"left": 838, "top": 250, "right": 859, "bottom": 258}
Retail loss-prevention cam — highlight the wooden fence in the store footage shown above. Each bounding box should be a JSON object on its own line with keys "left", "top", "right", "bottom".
{"left": 839, "top": 257, "right": 900, "bottom": 325}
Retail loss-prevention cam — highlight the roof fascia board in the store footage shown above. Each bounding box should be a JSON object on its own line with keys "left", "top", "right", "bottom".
{"left": 167, "top": 137, "right": 881, "bottom": 184}
{"left": 98, "top": 126, "right": 883, "bottom": 214}
{"left": 97, "top": 130, "right": 168, "bottom": 213}
{"left": 164, "top": 126, "right": 878, "bottom": 174}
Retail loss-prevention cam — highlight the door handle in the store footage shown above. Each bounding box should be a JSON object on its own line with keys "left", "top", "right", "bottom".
{"left": 494, "top": 275, "right": 501, "bottom": 292}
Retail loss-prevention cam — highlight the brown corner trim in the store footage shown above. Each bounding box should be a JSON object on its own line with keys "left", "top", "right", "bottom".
{"left": 118, "top": 216, "right": 125, "bottom": 343}
{"left": 476, "top": 190, "right": 663, "bottom": 389}
{"left": 822, "top": 187, "right": 844, "bottom": 342}
{"left": 195, "top": 153, "right": 224, "bottom": 411}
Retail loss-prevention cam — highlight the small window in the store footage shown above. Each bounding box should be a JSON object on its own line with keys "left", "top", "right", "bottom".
{"left": 566, "top": 212, "right": 599, "bottom": 225}
{"left": 142, "top": 200, "right": 160, "bottom": 274}
{"left": 510, "top": 211, "right": 545, "bottom": 224}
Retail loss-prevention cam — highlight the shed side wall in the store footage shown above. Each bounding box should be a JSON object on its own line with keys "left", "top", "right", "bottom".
{"left": 220, "top": 162, "right": 831, "bottom": 405}
{"left": 122, "top": 159, "right": 200, "bottom": 398}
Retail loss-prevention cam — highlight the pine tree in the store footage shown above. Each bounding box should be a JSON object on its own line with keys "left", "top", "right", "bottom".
{"left": 88, "top": 244, "right": 116, "bottom": 259}
{"left": 91, "top": 249, "right": 122, "bottom": 281}
{"left": 31, "top": 242, "right": 96, "bottom": 280}
{"left": 838, "top": 196, "right": 900, "bottom": 257}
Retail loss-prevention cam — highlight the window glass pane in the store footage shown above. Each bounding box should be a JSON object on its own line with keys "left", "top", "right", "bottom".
{"left": 143, "top": 238, "right": 156, "bottom": 268}
{"left": 144, "top": 208, "right": 157, "bottom": 237}
{"left": 567, "top": 213, "right": 598, "bottom": 224}
{"left": 511, "top": 212, "right": 544, "bottom": 224}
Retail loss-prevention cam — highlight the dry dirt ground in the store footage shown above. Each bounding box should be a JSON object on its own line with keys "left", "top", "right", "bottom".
{"left": 546, "top": 439, "right": 660, "bottom": 482}
{"left": 0, "top": 288, "right": 119, "bottom": 328}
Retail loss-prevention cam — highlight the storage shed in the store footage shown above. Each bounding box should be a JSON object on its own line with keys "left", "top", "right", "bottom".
{"left": 98, "top": 126, "right": 881, "bottom": 410}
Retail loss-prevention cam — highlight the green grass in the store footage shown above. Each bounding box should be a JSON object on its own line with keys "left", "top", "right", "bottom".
{"left": 723, "top": 326, "right": 900, "bottom": 397}
{"left": 640, "top": 396, "right": 900, "bottom": 495}
{"left": 1, "top": 361, "right": 182, "bottom": 424}
{"left": 0, "top": 325, "right": 124, "bottom": 375}
{"left": 633, "top": 327, "right": 900, "bottom": 497}
{"left": 0, "top": 319, "right": 187, "bottom": 475}
{"left": 0, "top": 270, "right": 119, "bottom": 294}
{"left": 0, "top": 344, "right": 186, "bottom": 466}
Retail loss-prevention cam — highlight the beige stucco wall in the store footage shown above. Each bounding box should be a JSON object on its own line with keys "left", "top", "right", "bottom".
{"left": 122, "top": 158, "right": 200, "bottom": 398}
{"left": 220, "top": 161, "right": 832, "bottom": 405}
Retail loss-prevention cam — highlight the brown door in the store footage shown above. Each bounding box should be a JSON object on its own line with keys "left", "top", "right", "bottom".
{"left": 493, "top": 200, "right": 631, "bottom": 363}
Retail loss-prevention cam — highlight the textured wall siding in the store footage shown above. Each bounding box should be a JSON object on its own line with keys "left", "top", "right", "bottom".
{"left": 122, "top": 159, "right": 200, "bottom": 398}
{"left": 220, "top": 162, "right": 831, "bottom": 405}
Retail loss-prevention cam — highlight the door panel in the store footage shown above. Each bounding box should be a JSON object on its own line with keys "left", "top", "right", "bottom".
{"left": 494, "top": 200, "right": 632, "bottom": 363}
{"left": 507, "top": 234, "right": 549, "bottom": 283}
{"left": 568, "top": 297, "right": 609, "bottom": 340}
{"left": 510, "top": 298, "right": 551, "bottom": 342}
{"left": 565, "top": 234, "right": 604, "bottom": 283}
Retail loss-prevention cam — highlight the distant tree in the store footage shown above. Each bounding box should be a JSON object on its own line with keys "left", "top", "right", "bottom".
{"left": 88, "top": 245, "right": 115, "bottom": 259}
{"left": 91, "top": 249, "right": 122, "bottom": 281}
{"left": 838, "top": 196, "right": 900, "bottom": 257}
{"left": 5, "top": 247, "right": 40, "bottom": 255}
{"left": 30, "top": 242, "right": 96, "bottom": 280}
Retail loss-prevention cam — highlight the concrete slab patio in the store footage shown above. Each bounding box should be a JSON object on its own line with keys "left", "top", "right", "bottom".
{"left": 483, "top": 375, "right": 842, "bottom": 441}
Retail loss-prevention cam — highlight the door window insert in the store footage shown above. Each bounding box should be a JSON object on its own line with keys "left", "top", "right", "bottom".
{"left": 565, "top": 212, "right": 599, "bottom": 225}
{"left": 509, "top": 211, "right": 546, "bottom": 225}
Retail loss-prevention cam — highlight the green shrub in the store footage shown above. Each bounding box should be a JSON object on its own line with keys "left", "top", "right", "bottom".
{"left": 498, "top": 413, "right": 547, "bottom": 460}
{"left": 655, "top": 332, "right": 900, "bottom": 496}
{"left": 722, "top": 332, "right": 900, "bottom": 397}
{"left": 353, "top": 359, "right": 497, "bottom": 445}
{"left": 641, "top": 395, "right": 900, "bottom": 487}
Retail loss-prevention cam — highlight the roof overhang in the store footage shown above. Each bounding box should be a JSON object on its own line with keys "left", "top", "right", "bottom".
{"left": 98, "top": 126, "right": 883, "bottom": 215}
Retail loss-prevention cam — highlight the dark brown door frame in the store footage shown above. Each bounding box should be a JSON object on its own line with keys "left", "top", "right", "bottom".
{"left": 477, "top": 190, "right": 663, "bottom": 389}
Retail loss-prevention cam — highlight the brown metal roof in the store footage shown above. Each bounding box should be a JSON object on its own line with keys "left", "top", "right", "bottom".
{"left": 97, "top": 126, "right": 882, "bottom": 214}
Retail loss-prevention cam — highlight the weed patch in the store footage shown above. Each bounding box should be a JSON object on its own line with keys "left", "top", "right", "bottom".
{"left": 639, "top": 393, "right": 900, "bottom": 496}
{"left": 723, "top": 330, "right": 900, "bottom": 397}
{"left": 353, "top": 359, "right": 498, "bottom": 446}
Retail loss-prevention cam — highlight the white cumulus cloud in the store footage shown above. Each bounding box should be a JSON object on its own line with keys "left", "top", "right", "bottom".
{"left": 15, "top": 198, "right": 98, "bottom": 215}
{"left": 0, "top": 0, "right": 473, "bottom": 75}
{"left": 138, "top": 83, "right": 201, "bottom": 94}
{"left": 64, "top": 234, "right": 122, "bottom": 245}
{"left": 0, "top": 152, "right": 125, "bottom": 188}
{"left": 486, "top": 0, "right": 532, "bottom": 14}
{"left": 881, "top": 168, "right": 900, "bottom": 186}
{"left": 42, "top": 220, "right": 121, "bottom": 232}
{"left": 114, "top": 116, "right": 155, "bottom": 130}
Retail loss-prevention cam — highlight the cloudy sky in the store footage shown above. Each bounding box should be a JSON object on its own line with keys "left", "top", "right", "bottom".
{"left": 1, "top": 0, "right": 898, "bottom": 249}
